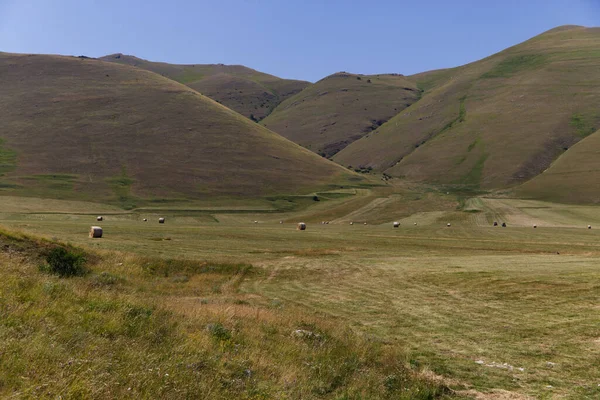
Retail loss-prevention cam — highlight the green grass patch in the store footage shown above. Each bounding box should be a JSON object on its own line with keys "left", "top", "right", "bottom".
{"left": 570, "top": 113, "right": 599, "bottom": 137}
{"left": 460, "top": 153, "right": 488, "bottom": 187}
{"left": 481, "top": 54, "right": 548, "bottom": 78}
{"left": 0, "top": 138, "right": 17, "bottom": 174}
{"left": 106, "top": 167, "right": 137, "bottom": 209}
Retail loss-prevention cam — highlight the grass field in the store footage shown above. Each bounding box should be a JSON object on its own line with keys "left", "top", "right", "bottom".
{"left": 1, "top": 189, "right": 599, "bottom": 399}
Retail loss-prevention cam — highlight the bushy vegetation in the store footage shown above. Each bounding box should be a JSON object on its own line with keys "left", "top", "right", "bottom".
{"left": 40, "top": 246, "right": 87, "bottom": 277}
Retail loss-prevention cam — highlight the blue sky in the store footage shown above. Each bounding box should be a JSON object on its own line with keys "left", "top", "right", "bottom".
{"left": 0, "top": 0, "right": 598, "bottom": 82}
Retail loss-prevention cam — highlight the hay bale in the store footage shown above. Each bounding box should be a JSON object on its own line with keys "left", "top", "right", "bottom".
{"left": 363, "top": 222, "right": 367, "bottom": 225}
{"left": 254, "top": 221, "right": 258, "bottom": 224}
{"left": 447, "top": 223, "right": 451, "bottom": 227}
{"left": 350, "top": 222, "right": 353, "bottom": 225}
{"left": 89, "top": 226, "right": 103, "bottom": 238}
{"left": 279, "top": 220, "right": 283, "bottom": 224}
{"left": 143, "top": 218, "right": 147, "bottom": 222}
{"left": 96, "top": 216, "right": 103, "bottom": 222}
{"left": 159, "top": 217, "right": 165, "bottom": 224}
{"left": 414, "top": 222, "right": 417, "bottom": 226}
{"left": 588, "top": 225, "right": 592, "bottom": 229}
{"left": 533, "top": 224, "right": 537, "bottom": 228}
{"left": 297, "top": 222, "right": 306, "bottom": 231}
{"left": 393, "top": 222, "right": 400, "bottom": 228}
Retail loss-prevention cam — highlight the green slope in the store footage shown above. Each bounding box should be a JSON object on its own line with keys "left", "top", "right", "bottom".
{"left": 0, "top": 53, "right": 357, "bottom": 205}
{"left": 99, "top": 54, "right": 309, "bottom": 120}
{"left": 261, "top": 72, "right": 421, "bottom": 158}
{"left": 516, "top": 128, "right": 600, "bottom": 203}
{"left": 334, "top": 25, "right": 600, "bottom": 189}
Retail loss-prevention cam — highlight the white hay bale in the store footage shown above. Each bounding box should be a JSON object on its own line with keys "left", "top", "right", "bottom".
{"left": 159, "top": 217, "right": 165, "bottom": 224}
{"left": 447, "top": 223, "right": 451, "bottom": 227}
{"left": 89, "top": 226, "right": 103, "bottom": 238}
{"left": 279, "top": 220, "right": 283, "bottom": 224}
{"left": 364, "top": 222, "right": 367, "bottom": 225}
{"left": 533, "top": 224, "right": 537, "bottom": 228}
{"left": 96, "top": 216, "right": 103, "bottom": 221}
{"left": 588, "top": 225, "right": 592, "bottom": 229}
{"left": 414, "top": 222, "right": 417, "bottom": 226}
{"left": 350, "top": 222, "right": 353, "bottom": 225}
{"left": 393, "top": 222, "right": 400, "bottom": 228}
{"left": 297, "top": 222, "right": 306, "bottom": 231}
{"left": 143, "top": 218, "right": 147, "bottom": 222}
{"left": 254, "top": 220, "right": 258, "bottom": 224}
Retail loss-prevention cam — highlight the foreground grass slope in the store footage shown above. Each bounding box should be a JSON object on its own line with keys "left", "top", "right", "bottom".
{"left": 100, "top": 54, "right": 309, "bottom": 120}
{"left": 261, "top": 72, "right": 421, "bottom": 158}
{"left": 0, "top": 228, "right": 456, "bottom": 399}
{"left": 335, "top": 25, "right": 600, "bottom": 190}
{"left": 0, "top": 52, "right": 357, "bottom": 205}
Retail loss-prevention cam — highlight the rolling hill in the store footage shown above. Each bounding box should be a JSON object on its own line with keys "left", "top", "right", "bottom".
{"left": 261, "top": 72, "right": 422, "bottom": 157}
{"left": 334, "top": 25, "right": 600, "bottom": 190}
{"left": 0, "top": 52, "right": 357, "bottom": 206}
{"left": 516, "top": 128, "right": 600, "bottom": 203}
{"left": 99, "top": 54, "right": 309, "bottom": 121}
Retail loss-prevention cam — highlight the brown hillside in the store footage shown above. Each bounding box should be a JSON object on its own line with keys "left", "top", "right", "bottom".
{"left": 261, "top": 72, "right": 421, "bottom": 158}
{"left": 0, "top": 52, "right": 355, "bottom": 205}
{"left": 99, "top": 54, "right": 309, "bottom": 120}
{"left": 334, "top": 26, "right": 600, "bottom": 189}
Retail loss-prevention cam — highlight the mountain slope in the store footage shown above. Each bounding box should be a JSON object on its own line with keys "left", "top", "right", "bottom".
{"left": 261, "top": 72, "right": 421, "bottom": 158}
{"left": 99, "top": 54, "right": 309, "bottom": 121}
{"left": 0, "top": 52, "right": 355, "bottom": 204}
{"left": 334, "top": 25, "right": 600, "bottom": 189}
{"left": 516, "top": 128, "right": 600, "bottom": 203}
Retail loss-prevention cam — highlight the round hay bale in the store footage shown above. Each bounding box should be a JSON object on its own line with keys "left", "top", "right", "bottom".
{"left": 297, "top": 222, "right": 306, "bottom": 231}
{"left": 279, "top": 220, "right": 283, "bottom": 224}
{"left": 414, "top": 222, "right": 417, "bottom": 226}
{"left": 363, "top": 222, "right": 367, "bottom": 225}
{"left": 533, "top": 224, "right": 537, "bottom": 228}
{"left": 350, "top": 222, "right": 353, "bottom": 225}
{"left": 89, "top": 226, "right": 103, "bottom": 238}
{"left": 588, "top": 225, "right": 592, "bottom": 229}
{"left": 96, "top": 216, "right": 103, "bottom": 222}
{"left": 447, "top": 223, "right": 451, "bottom": 227}
{"left": 254, "top": 221, "right": 258, "bottom": 224}
{"left": 159, "top": 217, "right": 165, "bottom": 224}
{"left": 143, "top": 218, "right": 147, "bottom": 222}
{"left": 393, "top": 222, "right": 400, "bottom": 228}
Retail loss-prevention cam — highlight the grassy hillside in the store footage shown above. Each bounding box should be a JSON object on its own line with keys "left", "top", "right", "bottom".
{"left": 0, "top": 52, "right": 357, "bottom": 206}
{"left": 261, "top": 72, "right": 421, "bottom": 158}
{"left": 334, "top": 25, "right": 600, "bottom": 190}
{"left": 100, "top": 54, "right": 309, "bottom": 120}
{"left": 516, "top": 128, "right": 600, "bottom": 203}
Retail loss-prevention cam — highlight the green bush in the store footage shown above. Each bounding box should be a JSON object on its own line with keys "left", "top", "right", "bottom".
{"left": 41, "top": 247, "right": 87, "bottom": 277}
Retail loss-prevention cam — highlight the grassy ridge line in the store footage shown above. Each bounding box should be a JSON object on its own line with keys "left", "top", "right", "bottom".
{"left": 0, "top": 227, "right": 458, "bottom": 399}
{"left": 99, "top": 53, "right": 310, "bottom": 120}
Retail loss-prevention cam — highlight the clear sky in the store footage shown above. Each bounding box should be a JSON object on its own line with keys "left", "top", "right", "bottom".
{"left": 0, "top": 0, "right": 598, "bottom": 82}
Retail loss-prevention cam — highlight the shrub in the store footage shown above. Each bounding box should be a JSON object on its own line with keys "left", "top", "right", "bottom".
{"left": 41, "top": 247, "right": 86, "bottom": 277}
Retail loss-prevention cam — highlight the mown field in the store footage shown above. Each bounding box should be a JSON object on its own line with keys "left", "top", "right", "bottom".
{"left": 1, "top": 191, "right": 599, "bottom": 399}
